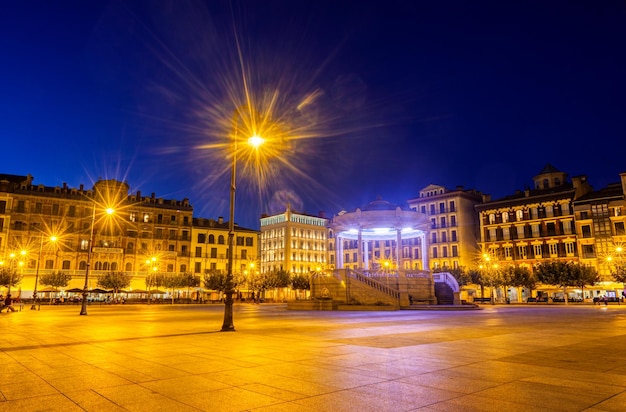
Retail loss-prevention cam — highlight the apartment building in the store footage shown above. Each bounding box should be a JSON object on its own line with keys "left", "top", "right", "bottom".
{"left": 407, "top": 184, "right": 483, "bottom": 270}
{"left": 573, "top": 173, "right": 626, "bottom": 281}
{"left": 0, "top": 174, "right": 194, "bottom": 293}
{"left": 191, "top": 217, "right": 260, "bottom": 277}
{"left": 475, "top": 165, "right": 592, "bottom": 271}
{"left": 259, "top": 205, "right": 328, "bottom": 275}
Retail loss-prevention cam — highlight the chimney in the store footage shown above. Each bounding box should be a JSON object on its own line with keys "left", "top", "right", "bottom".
{"left": 136, "top": 190, "right": 141, "bottom": 199}
{"left": 481, "top": 194, "right": 491, "bottom": 203}
{"left": 218, "top": 216, "right": 224, "bottom": 224}
{"left": 79, "top": 184, "right": 84, "bottom": 191}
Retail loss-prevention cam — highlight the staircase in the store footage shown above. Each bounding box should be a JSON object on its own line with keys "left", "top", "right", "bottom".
{"left": 434, "top": 282, "right": 454, "bottom": 305}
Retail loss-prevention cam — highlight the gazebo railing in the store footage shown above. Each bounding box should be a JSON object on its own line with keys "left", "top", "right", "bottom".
{"left": 347, "top": 268, "right": 399, "bottom": 299}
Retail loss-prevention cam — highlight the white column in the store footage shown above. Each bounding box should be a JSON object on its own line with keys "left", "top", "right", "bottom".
{"left": 364, "top": 240, "right": 370, "bottom": 270}
{"left": 336, "top": 236, "right": 344, "bottom": 268}
{"left": 421, "top": 233, "right": 429, "bottom": 270}
{"left": 357, "top": 230, "right": 363, "bottom": 270}
{"left": 396, "top": 230, "right": 402, "bottom": 270}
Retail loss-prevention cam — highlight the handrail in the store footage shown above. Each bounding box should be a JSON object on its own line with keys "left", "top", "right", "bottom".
{"left": 347, "top": 268, "right": 399, "bottom": 299}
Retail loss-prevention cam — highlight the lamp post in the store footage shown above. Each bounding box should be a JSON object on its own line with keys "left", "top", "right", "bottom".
{"left": 31, "top": 234, "right": 57, "bottom": 310}
{"left": 221, "top": 116, "right": 264, "bottom": 331}
{"left": 80, "top": 205, "right": 114, "bottom": 315}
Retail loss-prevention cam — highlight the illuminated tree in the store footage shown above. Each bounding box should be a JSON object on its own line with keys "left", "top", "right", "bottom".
{"left": 97, "top": 271, "right": 131, "bottom": 297}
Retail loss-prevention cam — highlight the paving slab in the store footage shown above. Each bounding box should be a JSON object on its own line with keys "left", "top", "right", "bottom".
{"left": 1, "top": 304, "right": 626, "bottom": 411}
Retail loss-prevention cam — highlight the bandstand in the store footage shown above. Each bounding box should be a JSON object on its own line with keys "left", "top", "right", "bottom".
{"left": 310, "top": 197, "right": 442, "bottom": 309}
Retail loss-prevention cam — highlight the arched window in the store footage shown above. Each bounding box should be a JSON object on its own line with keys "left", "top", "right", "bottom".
{"left": 489, "top": 213, "right": 496, "bottom": 224}
{"left": 218, "top": 235, "right": 225, "bottom": 244}
{"left": 516, "top": 210, "right": 524, "bottom": 221}
{"left": 208, "top": 234, "right": 215, "bottom": 244}
{"left": 502, "top": 212, "right": 509, "bottom": 223}
{"left": 125, "top": 263, "right": 132, "bottom": 271}
{"left": 198, "top": 233, "right": 206, "bottom": 243}
{"left": 111, "top": 262, "right": 118, "bottom": 271}
{"left": 543, "top": 178, "right": 549, "bottom": 189}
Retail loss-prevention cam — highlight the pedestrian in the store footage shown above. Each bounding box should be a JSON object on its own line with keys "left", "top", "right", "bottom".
{"left": 603, "top": 295, "right": 608, "bottom": 306}
{"left": 4, "top": 294, "right": 17, "bottom": 312}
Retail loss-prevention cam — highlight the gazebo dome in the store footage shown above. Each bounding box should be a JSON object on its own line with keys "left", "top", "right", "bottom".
{"left": 362, "top": 196, "right": 398, "bottom": 211}
{"left": 330, "top": 197, "right": 429, "bottom": 241}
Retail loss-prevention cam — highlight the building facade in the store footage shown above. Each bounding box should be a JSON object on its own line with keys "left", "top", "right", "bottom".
{"left": 259, "top": 206, "right": 328, "bottom": 275}
{"left": 407, "top": 184, "right": 483, "bottom": 270}
{"left": 1, "top": 174, "right": 259, "bottom": 297}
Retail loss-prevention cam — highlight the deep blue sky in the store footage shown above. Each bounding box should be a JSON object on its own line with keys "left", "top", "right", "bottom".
{"left": 2, "top": 0, "right": 625, "bottom": 229}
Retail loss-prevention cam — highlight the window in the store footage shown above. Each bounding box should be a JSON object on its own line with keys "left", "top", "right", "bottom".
{"left": 549, "top": 243, "right": 558, "bottom": 256}
{"left": 502, "top": 227, "right": 510, "bottom": 240}
{"left": 582, "top": 244, "right": 595, "bottom": 258}
{"left": 451, "top": 230, "right": 457, "bottom": 241}
{"left": 195, "top": 247, "right": 202, "bottom": 257}
{"left": 504, "top": 247, "right": 512, "bottom": 258}
{"left": 430, "top": 204, "right": 436, "bottom": 215}
{"left": 442, "top": 246, "right": 448, "bottom": 257}
{"left": 198, "top": 233, "right": 206, "bottom": 243}
{"left": 439, "top": 202, "right": 445, "bottom": 213}
{"left": 615, "top": 222, "right": 625, "bottom": 235}
{"left": 431, "top": 233, "right": 437, "bottom": 243}
{"left": 449, "top": 201, "right": 456, "bottom": 212}
{"left": 565, "top": 242, "right": 575, "bottom": 255}
{"left": 236, "top": 236, "right": 244, "bottom": 246}
{"left": 452, "top": 245, "right": 458, "bottom": 257}
{"left": 489, "top": 214, "right": 496, "bottom": 224}
{"left": 581, "top": 225, "right": 592, "bottom": 238}
{"left": 218, "top": 235, "right": 225, "bottom": 244}
{"left": 502, "top": 212, "right": 509, "bottom": 223}
{"left": 440, "top": 217, "right": 446, "bottom": 228}
{"left": 432, "top": 247, "right": 438, "bottom": 258}
{"left": 208, "top": 234, "right": 215, "bottom": 244}
{"left": 516, "top": 210, "right": 524, "bottom": 221}
{"left": 531, "top": 224, "right": 540, "bottom": 237}
{"left": 450, "top": 216, "right": 456, "bottom": 226}
{"left": 533, "top": 244, "right": 543, "bottom": 258}
{"left": 441, "top": 232, "right": 447, "bottom": 242}
{"left": 246, "top": 237, "right": 253, "bottom": 246}
{"left": 194, "top": 262, "right": 201, "bottom": 273}
{"left": 546, "top": 222, "right": 556, "bottom": 236}
{"left": 518, "top": 246, "right": 527, "bottom": 258}
{"left": 241, "top": 250, "right": 247, "bottom": 259}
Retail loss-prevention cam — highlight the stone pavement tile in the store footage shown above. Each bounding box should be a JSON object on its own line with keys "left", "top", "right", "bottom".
{"left": 398, "top": 372, "right": 501, "bottom": 394}
{"left": 65, "top": 389, "right": 129, "bottom": 411}
{"left": 440, "top": 360, "right": 537, "bottom": 383}
{"left": 291, "top": 388, "right": 408, "bottom": 412}
{"left": 471, "top": 380, "right": 609, "bottom": 411}
{"left": 0, "top": 376, "right": 59, "bottom": 400}
{"left": 257, "top": 363, "right": 385, "bottom": 389}
{"left": 0, "top": 393, "right": 84, "bottom": 412}
{"left": 521, "top": 375, "right": 626, "bottom": 397}
{"left": 586, "top": 390, "right": 626, "bottom": 412}
{"left": 251, "top": 401, "right": 319, "bottom": 412}
{"left": 174, "top": 386, "right": 285, "bottom": 411}
{"left": 92, "top": 383, "right": 198, "bottom": 411}
{"left": 140, "top": 374, "right": 231, "bottom": 397}
{"left": 345, "top": 358, "right": 452, "bottom": 380}
{"left": 350, "top": 380, "right": 464, "bottom": 410}
{"left": 239, "top": 382, "right": 308, "bottom": 401}
{"left": 424, "top": 393, "right": 555, "bottom": 412}
{"left": 45, "top": 370, "right": 134, "bottom": 392}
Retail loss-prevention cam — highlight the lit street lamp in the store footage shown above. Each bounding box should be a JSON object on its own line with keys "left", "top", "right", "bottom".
{"left": 80, "top": 205, "right": 114, "bottom": 315}
{"left": 221, "top": 117, "right": 264, "bottom": 332}
{"left": 31, "top": 234, "right": 57, "bottom": 310}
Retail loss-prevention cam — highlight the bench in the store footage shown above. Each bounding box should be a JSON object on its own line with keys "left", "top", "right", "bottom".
{"left": 473, "top": 297, "right": 492, "bottom": 303}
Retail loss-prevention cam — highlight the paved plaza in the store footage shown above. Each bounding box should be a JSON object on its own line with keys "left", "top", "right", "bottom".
{"left": 1, "top": 303, "right": 626, "bottom": 411}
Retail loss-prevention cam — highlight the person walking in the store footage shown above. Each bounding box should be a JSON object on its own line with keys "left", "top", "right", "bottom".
{"left": 4, "top": 294, "right": 17, "bottom": 312}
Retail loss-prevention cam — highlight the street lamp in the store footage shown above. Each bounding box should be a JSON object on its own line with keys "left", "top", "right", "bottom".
{"left": 31, "top": 234, "right": 57, "bottom": 310}
{"left": 80, "top": 205, "right": 114, "bottom": 315}
{"left": 221, "top": 123, "right": 264, "bottom": 331}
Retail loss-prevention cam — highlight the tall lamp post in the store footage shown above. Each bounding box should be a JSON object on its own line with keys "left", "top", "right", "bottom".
{"left": 31, "top": 234, "right": 57, "bottom": 310}
{"left": 80, "top": 205, "right": 114, "bottom": 315}
{"left": 221, "top": 119, "right": 264, "bottom": 331}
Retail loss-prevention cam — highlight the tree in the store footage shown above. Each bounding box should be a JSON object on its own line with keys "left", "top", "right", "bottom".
{"left": 161, "top": 274, "right": 184, "bottom": 304}
{"left": 611, "top": 266, "right": 626, "bottom": 284}
{"left": 291, "top": 274, "right": 310, "bottom": 299}
{"left": 97, "top": 271, "right": 131, "bottom": 297}
{"left": 180, "top": 272, "right": 200, "bottom": 302}
{"left": 501, "top": 266, "right": 535, "bottom": 301}
{"left": 203, "top": 270, "right": 229, "bottom": 292}
{"left": 38, "top": 270, "right": 71, "bottom": 303}
{"left": 535, "top": 261, "right": 596, "bottom": 304}
{"left": 264, "top": 270, "right": 291, "bottom": 301}
{"left": 0, "top": 266, "right": 23, "bottom": 294}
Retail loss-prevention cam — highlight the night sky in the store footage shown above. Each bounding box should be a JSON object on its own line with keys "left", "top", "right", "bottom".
{"left": 2, "top": 0, "right": 625, "bottom": 229}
